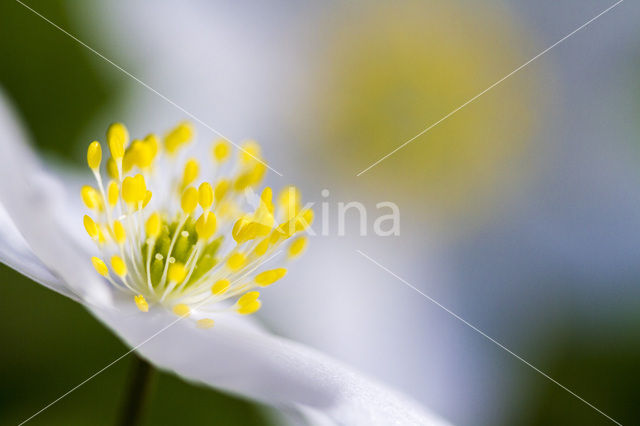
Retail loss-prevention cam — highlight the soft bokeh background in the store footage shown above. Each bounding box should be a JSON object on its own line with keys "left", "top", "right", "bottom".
{"left": 1, "top": 0, "right": 639, "bottom": 425}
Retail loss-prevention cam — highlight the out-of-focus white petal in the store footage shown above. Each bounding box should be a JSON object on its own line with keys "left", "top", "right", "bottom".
{"left": 91, "top": 303, "right": 450, "bottom": 426}
{"left": 0, "top": 89, "right": 111, "bottom": 306}
{"left": 0, "top": 203, "right": 79, "bottom": 300}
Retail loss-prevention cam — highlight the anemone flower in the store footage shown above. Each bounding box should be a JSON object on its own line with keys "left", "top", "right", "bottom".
{"left": 0, "top": 92, "right": 449, "bottom": 425}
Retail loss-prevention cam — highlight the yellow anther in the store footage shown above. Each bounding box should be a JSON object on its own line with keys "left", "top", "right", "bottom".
{"left": 107, "top": 122, "right": 129, "bottom": 160}
{"left": 198, "top": 182, "right": 214, "bottom": 210}
{"left": 168, "top": 262, "right": 187, "bottom": 283}
{"left": 240, "top": 140, "right": 261, "bottom": 164}
{"left": 227, "top": 252, "right": 246, "bottom": 271}
{"left": 278, "top": 186, "right": 301, "bottom": 219}
{"left": 195, "top": 213, "right": 217, "bottom": 240}
{"left": 81, "top": 185, "right": 102, "bottom": 211}
{"left": 172, "top": 304, "right": 191, "bottom": 317}
{"left": 122, "top": 146, "right": 137, "bottom": 173}
{"left": 107, "top": 181, "right": 119, "bottom": 207}
{"left": 211, "top": 279, "right": 230, "bottom": 295}
{"left": 134, "top": 174, "right": 147, "bottom": 201}
{"left": 233, "top": 163, "right": 266, "bottom": 191}
{"left": 143, "top": 190, "right": 152, "bottom": 208}
{"left": 135, "top": 294, "right": 149, "bottom": 312}
{"left": 252, "top": 238, "right": 270, "bottom": 257}
{"left": 181, "top": 187, "right": 198, "bottom": 214}
{"left": 212, "top": 139, "right": 231, "bottom": 162}
{"left": 165, "top": 121, "right": 194, "bottom": 154}
{"left": 238, "top": 291, "right": 260, "bottom": 305}
{"left": 121, "top": 176, "right": 138, "bottom": 204}
{"left": 232, "top": 216, "right": 250, "bottom": 243}
{"left": 144, "top": 133, "right": 160, "bottom": 159}
{"left": 288, "top": 236, "right": 307, "bottom": 259}
{"left": 237, "top": 299, "right": 261, "bottom": 315}
{"left": 197, "top": 318, "right": 215, "bottom": 328}
{"left": 113, "top": 220, "right": 126, "bottom": 244}
{"left": 182, "top": 159, "right": 199, "bottom": 187}
{"left": 106, "top": 157, "right": 119, "bottom": 179}
{"left": 83, "top": 215, "right": 99, "bottom": 239}
{"left": 214, "top": 179, "right": 230, "bottom": 201}
{"left": 91, "top": 257, "right": 109, "bottom": 277}
{"left": 296, "top": 209, "right": 314, "bottom": 232}
{"left": 260, "top": 186, "right": 273, "bottom": 206}
{"left": 87, "top": 141, "right": 102, "bottom": 170}
{"left": 98, "top": 226, "right": 107, "bottom": 244}
{"left": 131, "top": 139, "right": 154, "bottom": 169}
{"left": 145, "top": 212, "right": 161, "bottom": 238}
{"left": 111, "top": 255, "right": 127, "bottom": 277}
{"left": 254, "top": 268, "right": 287, "bottom": 287}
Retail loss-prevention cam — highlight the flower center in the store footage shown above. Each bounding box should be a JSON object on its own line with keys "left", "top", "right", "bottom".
{"left": 82, "top": 121, "right": 310, "bottom": 328}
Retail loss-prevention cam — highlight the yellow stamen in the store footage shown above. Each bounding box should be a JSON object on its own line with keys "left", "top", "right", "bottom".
{"left": 165, "top": 121, "right": 194, "bottom": 154}
{"left": 195, "top": 213, "right": 217, "bottom": 240}
{"left": 168, "top": 262, "right": 187, "bottom": 283}
{"left": 212, "top": 139, "right": 230, "bottom": 162}
{"left": 240, "top": 140, "right": 261, "bottom": 164}
{"left": 145, "top": 212, "right": 161, "bottom": 238}
{"left": 83, "top": 215, "right": 98, "bottom": 239}
{"left": 288, "top": 236, "right": 307, "bottom": 259}
{"left": 214, "top": 179, "right": 230, "bottom": 201}
{"left": 196, "top": 318, "right": 215, "bottom": 328}
{"left": 198, "top": 182, "right": 213, "bottom": 210}
{"left": 227, "top": 253, "right": 246, "bottom": 271}
{"left": 111, "top": 255, "right": 127, "bottom": 277}
{"left": 113, "top": 220, "right": 126, "bottom": 244}
{"left": 278, "top": 186, "right": 301, "bottom": 219}
{"left": 81, "top": 185, "right": 102, "bottom": 211}
{"left": 106, "top": 157, "right": 119, "bottom": 179}
{"left": 91, "top": 257, "right": 109, "bottom": 277}
{"left": 211, "top": 279, "right": 230, "bottom": 295}
{"left": 107, "top": 122, "right": 128, "bottom": 160}
{"left": 181, "top": 187, "right": 198, "bottom": 214}
{"left": 87, "top": 141, "right": 102, "bottom": 170}
{"left": 182, "top": 159, "right": 199, "bottom": 187}
{"left": 135, "top": 294, "right": 149, "bottom": 312}
{"left": 237, "top": 299, "right": 261, "bottom": 315}
{"left": 172, "top": 304, "right": 191, "bottom": 317}
{"left": 107, "top": 181, "right": 119, "bottom": 207}
{"left": 254, "top": 268, "right": 287, "bottom": 287}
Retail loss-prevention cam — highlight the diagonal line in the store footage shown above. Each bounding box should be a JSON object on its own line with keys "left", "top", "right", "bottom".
{"left": 356, "top": 249, "right": 622, "bottom": 425}
{"left": 13, "top": 0, "right": 283, "bottom": 177}
{"left": 18, "top": 250, "right": 283, "bottom": 425}
{"left": 356, "top": 0, "right": 624, "bottom": 176}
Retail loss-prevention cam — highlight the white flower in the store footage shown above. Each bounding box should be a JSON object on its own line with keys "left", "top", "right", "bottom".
{"left": 0, "top": 91, "right": 449, "bottom": 425}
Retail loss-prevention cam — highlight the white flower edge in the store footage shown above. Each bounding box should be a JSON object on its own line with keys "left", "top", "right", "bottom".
{"left": 0, "top": 90, "right": 450, "bottom": 425}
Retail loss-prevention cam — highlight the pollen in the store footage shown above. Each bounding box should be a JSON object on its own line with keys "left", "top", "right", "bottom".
{"left": 254, "top": 268, "right": 287, "bottom": 286}
{"left": 82, "top": 121, "right": 310, "bottom": 327}
{"left": 135, "top": 294, "right": 149, "bottom": 312}
{"left": 211, "top": 279, "right": 230, "bottom": 295}
{"left": 91, "top": 257, "right": 109, "bottom": 277}
{"left": 87, "top": 141, "right": 102, "bottom": 170}
{"left": 212, "top": 139, "right": 231, "bottom": 163}
{"left": 197, "top": 318, "right": 215, "bottom": 328}
{"left": 111, "top": 255, "right": 127, "bottom": 277}
{"left": 81, "top": 186, "right": 102, "bottom": 211}
{"left": 173, "top": 304, "right": 191, "bottom": 317}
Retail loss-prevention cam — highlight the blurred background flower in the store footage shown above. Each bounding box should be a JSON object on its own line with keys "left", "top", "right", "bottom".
{"left": 1, "top": 0, "right": 639, "bottom": 425}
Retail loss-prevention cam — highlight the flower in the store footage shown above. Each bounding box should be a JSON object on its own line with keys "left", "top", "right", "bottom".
{"left": 81, "top": 120, "right": 310, "bottom": 325}
{"left": 0, "top": 91, "right": 449, "bottom": 425}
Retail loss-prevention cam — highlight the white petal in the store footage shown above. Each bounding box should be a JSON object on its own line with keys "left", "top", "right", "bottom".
{"left": 0, "top": 89, "right": 111, "bottom": 306}
{"left": 90, "top": 303, "right": 450, "bottom": 426}
{"left": 0, "top": 202, "right": 80, "bottom": 300}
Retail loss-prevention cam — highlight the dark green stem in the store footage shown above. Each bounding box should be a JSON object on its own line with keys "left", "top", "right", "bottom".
{"left": 118, "top": 353, "right": 156, "bottom": 426}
